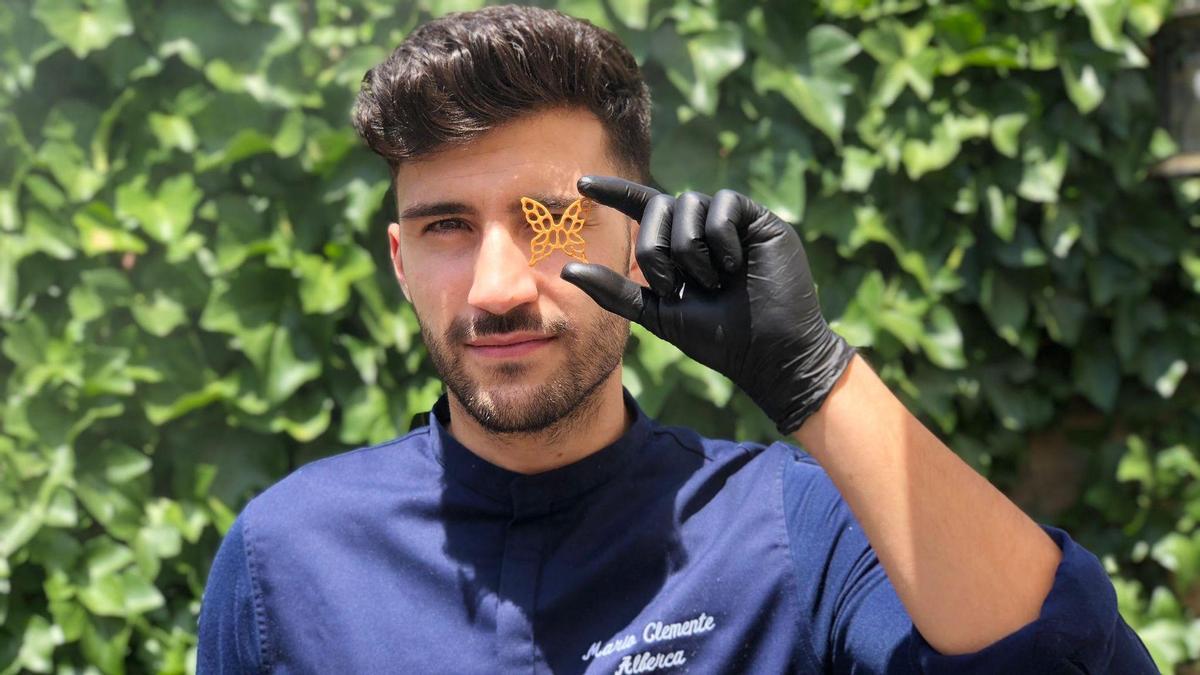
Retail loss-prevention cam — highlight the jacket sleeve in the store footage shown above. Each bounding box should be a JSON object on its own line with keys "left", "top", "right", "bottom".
{"left": 197, "top": 515, "right": 266, "bottom": 675}
{"left": 780, "top": 450, "right": 1159, "bottom": 673}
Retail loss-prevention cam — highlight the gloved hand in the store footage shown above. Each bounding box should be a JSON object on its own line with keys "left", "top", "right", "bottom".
{"left": 561, "top": 175, "right": 856, "bottom": 435}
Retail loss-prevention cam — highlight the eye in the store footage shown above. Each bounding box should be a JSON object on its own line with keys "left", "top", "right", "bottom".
{"left": 423, "top": 219, "right": 469, "bottom": 234}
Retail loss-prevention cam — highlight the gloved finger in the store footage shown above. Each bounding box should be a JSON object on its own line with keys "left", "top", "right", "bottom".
{"left": 636, "top": 193, "right": 678, "bottom": 297}
{"left": 705, "top": 189, "right": 755, "bottom": 274}
{"left": 577, "top": 175, "right": 661, "bottom": 223}
{"left": 671, "top": 191, "right": 718, "bottom": 290}
{"left": 560, "top": 262, "right": 661, "bottom": 332}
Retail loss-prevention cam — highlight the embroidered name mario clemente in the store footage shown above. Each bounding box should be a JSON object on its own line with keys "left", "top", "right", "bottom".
{"left": 579, "top": 612, "right": 717, "bottom": 672}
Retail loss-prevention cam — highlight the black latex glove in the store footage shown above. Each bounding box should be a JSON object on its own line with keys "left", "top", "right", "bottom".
{"left": 561, "top": 175, "right": 856, "bottom": 435}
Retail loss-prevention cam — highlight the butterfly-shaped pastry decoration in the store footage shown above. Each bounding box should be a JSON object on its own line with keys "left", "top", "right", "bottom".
{"left": 522, "top": 196, "right": 592, "bottom": 266}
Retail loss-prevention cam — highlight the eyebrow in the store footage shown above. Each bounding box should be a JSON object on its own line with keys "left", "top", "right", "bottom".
{"left": 398, "top": 200, "right": 471, "bottom": 221}
{"left": 398, "top": 193, "right": 582, "bottom": 221}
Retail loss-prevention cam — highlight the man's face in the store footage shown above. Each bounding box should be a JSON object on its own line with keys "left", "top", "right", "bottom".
{"left": 388, "top": 108, "right": 645, "bottom": 434}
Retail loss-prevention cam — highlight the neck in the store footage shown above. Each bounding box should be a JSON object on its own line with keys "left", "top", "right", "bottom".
{"left": 444, "top": 369, "right": 633, "bottom": 475}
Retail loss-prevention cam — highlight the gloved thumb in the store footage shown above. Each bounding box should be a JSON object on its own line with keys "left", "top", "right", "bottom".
{"left": 560, "top": 262, "right": 657, "bottom": 328}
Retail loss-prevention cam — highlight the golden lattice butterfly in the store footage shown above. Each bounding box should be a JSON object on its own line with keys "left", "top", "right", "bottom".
{"left": 522, "top": 196, "right": 591, "bottom": 266}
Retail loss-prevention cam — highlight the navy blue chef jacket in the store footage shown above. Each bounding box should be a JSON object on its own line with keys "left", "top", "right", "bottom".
{"left": 198, "top": 389, "right": 1157, "bottom": 673}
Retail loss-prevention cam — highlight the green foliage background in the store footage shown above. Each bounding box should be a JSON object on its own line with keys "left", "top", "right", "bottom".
{"left": 1, "top": 0, "right": 1198, "bottom": 671}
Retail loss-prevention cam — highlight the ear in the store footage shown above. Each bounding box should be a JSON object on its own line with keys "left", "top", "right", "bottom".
{"left": 387, "top": 222, "right": 412, "bottom": 302}
{"left": 627, "top": 217, "right": 647, "bottom": 287}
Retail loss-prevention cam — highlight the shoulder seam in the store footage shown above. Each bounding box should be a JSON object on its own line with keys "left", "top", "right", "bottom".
{"left": 650, "top": 425, "right": 763, "bottom": 463}
{"left": 650, "top": 426, "right": 712, "bottom": 460}
{"left": 240, "top": 512, "right": 272, "bottom": 673}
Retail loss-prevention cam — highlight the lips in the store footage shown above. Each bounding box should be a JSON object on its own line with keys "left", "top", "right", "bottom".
{"left": 465, "top": 333, "right": 556, "bottom": 358}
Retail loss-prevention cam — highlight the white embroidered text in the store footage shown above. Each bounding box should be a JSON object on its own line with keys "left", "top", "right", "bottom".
{"left": 642, "top": 612, "right": 716, "bottom": 644}
{"left": 582, "top": 634, "right": 638, "bottom": 662}
{"left": 614, "top": 650, "right": 686, "bottom": 674}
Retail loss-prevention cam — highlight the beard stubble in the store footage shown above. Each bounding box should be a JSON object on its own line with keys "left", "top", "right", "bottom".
{"left": 419, "top": 304, "right": 629, "bottom": 437}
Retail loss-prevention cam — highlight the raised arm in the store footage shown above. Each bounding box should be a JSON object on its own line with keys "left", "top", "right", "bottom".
{"left": 793, "top": 354, "right": 1059, "bottom": 653}
{"left": 562, "top": 175, "right": 1157, "bottom": 670}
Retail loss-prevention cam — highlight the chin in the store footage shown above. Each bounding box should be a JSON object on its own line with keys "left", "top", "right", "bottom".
{"left": 474, "top": 380, "right": 536, "bottom": 402}
{"left": 452, "top": 368, "right": 609, "bottom": 436}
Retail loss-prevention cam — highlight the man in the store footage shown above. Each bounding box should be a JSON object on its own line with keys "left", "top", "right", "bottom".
{"left": 198, "top": 5, "right": 1156, "bottom": 673}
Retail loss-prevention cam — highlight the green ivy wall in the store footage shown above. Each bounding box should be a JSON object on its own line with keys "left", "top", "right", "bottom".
{"left": 1, "top": 0, "right": 1198, "bottom": 672}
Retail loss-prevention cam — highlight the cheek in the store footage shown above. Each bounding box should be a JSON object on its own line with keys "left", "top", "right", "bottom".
{"left": 589, "top": 225, "right": 630, "bottom": 267}
{"left": 403, "top": 254, "right": 475, "bottom": 325}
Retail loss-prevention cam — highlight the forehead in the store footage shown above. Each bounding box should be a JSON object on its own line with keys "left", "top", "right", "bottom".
{"left": 393, "top": 108, "right": 616, "bottom": 205}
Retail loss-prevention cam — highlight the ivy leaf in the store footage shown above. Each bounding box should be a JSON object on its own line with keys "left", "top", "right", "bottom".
{"left": 859, "top": 19, "right": 939, "bottom": 107}
{"left": 131, "top": 290, "right": 188, "bottom": 336}
{"left": 1137, "top": 336, "right": 1189, "bottom": 399}
{"left": 211, "top": 194, "right": 270, "bottom": 272}
{"left": 607, "top": 0, "right": 648, "bottom": 30}
{"left": 985, "top": 184, "right": 1016, "bottom": 242}
{"left": 680, "top": 25, "right": 745, "bottom": 115}
{"left": 117, "top": 564, "right": 165, "bottom": 612}
{"left": 752, "top": 25, "right": 860, "bottom": 144}
{"left": 75, "top": 476, "right": 141, "bottom": 541}
{"left": 1152, "top": 532, "right": 1200, "bottom": 592}
{"left": 17, "top": 615, "right": 63, "bottom": 673}
{"left": 555, "top": 0, "right": 612, "bottom": 28}
{"left": 97, "top": 441, "right": 152, "bottom": 483}
{"left": 983, "top": 373, "right": 1053, "bottom": 431}
{"left": 0, "top": 509, "right": 44, "bottom": 558}
{"left": 39, "top": 140, "right": 105, "bottom": 201}
{"left": 77, "top": 574, "right": 126, "bottom": 617}
{"left": 831, "top": 269, "right": 885, "bottom": 348}
{"left": 747, "top": 143, "right": 808, "bottom": 223}
{"left": 901, "top": 113, "right": 987, "bottom": 179}
{"left": 1114, "top": 297, "right": 1166, "bottom": 361}
{"left": 44, "top": 489, "right": 77, "bottom": 528}
{"left": 116, "top": 174, "right": 202, "bottom": 243}
{"left": 73, "top": 202, "right": 146, "bottom": 256}
{"left": 980, "top": 269, "right": 1028, "bottom": 345}
{"left": 32, "top": 0, "right": 133, "bottom": 58}
{"left": 1034, "top": 289, "right": 1087, "bottom": 345}
{"left": 1061, "top": 51, "right": 1108, "bottom": 114}
{"left": 919, "top": 305, "right": 966, "bottom": 370}
{"left": 1087, "top": 254, "right": 1147, "bottom": 305}
{"left": 678, "top": 358, "right": 734, "bottom": 407}
{"left": 1073, "top": 339, "right": 1120, "bottom": 411}
{"left": 0, "top": 243, "right": 18, "bottom": 319}
{"left": 338, "top": 386, "right": 397, "bottom": 445}
{"left": 1117, "top": 435, "right": 1153, "bottom": 489}
{"left": 995, "top": 225, "right": 1049, "bottom": 268}
{"left": 252, "top": 313, "right": 323, "bottom": 404}
{"left": 932, "top": 5, "right": 986, "bottom": 52}
{"left": 148, "top": 112, "right": 198, "bottom": 153}
{"left": 1077, "top": 0, "right": 1127, "bottom": 52}
{"left": 84, "top": 536, "right": 134, "bottom": 581}
{"left": 1127, "top": 0, "right": 1171, "bottom": 37}
{"left": 273, "top": 109, "right": 306, "bottom": 157}
{"left": 80, "top": 619, "right": 132, "bottom": 675}
{"left": 990, "top": 112, "right": 1028, "bottom": 158}
{"left": 1181, "top": 251, "right": 1200, "bottom": 294}
{"left": 1018, "top": 136, "right": 1069, "bottom": 203}
{"left": 78, "top": 569, "right": 164, "bottom": 617}
{"left": 841, "top": 146, "right": 883, "bottom": 192}
{"left": 296, "top": 248, "right": 374, "bottom": 315}
{"left": 22, "top": 208, "right": 78, "bottom": 260}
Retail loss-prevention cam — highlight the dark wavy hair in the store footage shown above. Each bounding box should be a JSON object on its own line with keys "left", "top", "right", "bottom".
{"left": 352, "top": 5, "right": 652, "bottom": 182}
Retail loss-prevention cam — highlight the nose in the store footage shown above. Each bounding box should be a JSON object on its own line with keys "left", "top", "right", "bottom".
{"left": 467, "top": 224, "right": 539, "bottom": 316}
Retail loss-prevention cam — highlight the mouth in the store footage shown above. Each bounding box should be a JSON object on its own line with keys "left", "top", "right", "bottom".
{"left": 465, "top": 333, "right": 557, "bottom": 359}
